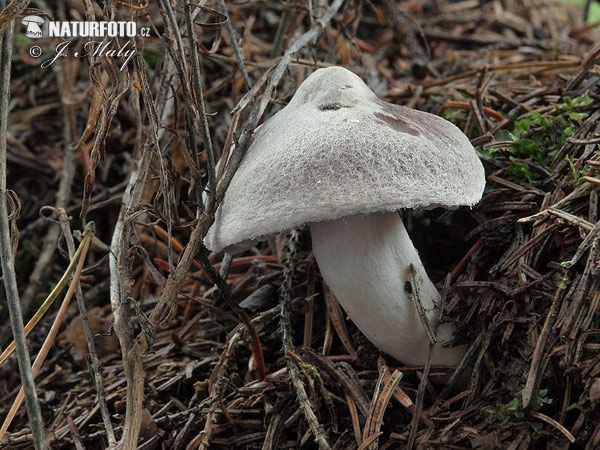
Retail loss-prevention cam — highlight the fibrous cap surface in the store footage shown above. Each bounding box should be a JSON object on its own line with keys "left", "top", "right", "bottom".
{"left": 206, "top": 66, "right": 486, "bottom": 252}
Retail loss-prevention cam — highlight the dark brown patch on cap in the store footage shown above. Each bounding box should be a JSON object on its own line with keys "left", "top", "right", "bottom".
{"left": 376, "top": 99, "right": 452, "bottom": 140}
{"left": 318, "top": 102, "right": 351, "bottom": 111}
{"left": 373, "top": 111, "right": 420, "bottom": 136}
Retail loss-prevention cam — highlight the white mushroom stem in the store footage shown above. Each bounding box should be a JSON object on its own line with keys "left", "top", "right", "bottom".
{"left": 310, "top": 212, "right": 465, "bottom": 366}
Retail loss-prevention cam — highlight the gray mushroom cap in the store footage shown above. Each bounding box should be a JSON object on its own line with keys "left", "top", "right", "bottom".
{"left": 206, "top": 66, "right": 485, "bottom": 252}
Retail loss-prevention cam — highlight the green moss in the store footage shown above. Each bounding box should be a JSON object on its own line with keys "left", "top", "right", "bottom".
{"left": 485, "top": 388, "right": 553, "bottom": 434}
{"left": 481, "top": 92, "right": 594, "bottom": 183}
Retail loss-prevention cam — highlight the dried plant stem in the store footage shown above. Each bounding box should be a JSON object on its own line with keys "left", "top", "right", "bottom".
{"left": 13, "top": 225, "right": 60, "bottom": 342}
{"left": 197, "top": 248, "right": 266, "bottom": 379}
{"left": 182, "top": 0, "right": 216, "bottom": 211}
{"left": 117, "top": 212, "right": 213, "bottom": 450}
{"left": 363, "top": 368, "right": 403, "bottom": 450}
{"left": 0, "top": 9, "right": 46, "bottom": 449}
{"left": 0, "top": 227, "right": 87, "bottom": 366}
{"left": 408, "top": 263, "right": 437, "bottom": 345}
{"left": 110, "top": 80, "right": 153, "bottom": 450}
{"left": 48, "top": 47, "right": 116, "bottom": 445}
{"left": 56, "top": 210, "right": 116, "bottom": 447}
{"left": 0, "top": 0, "right": 29, "bottom": 33}
{"left": 196, "top": 306, "right": 279, "bottom": 449}
{"left": 270, "top": 1, "right": 292, "bottom": 58}
{"left": 523, "top": 286, "right": 563, "bottom": 408}
{"left": 197, "top": 323, "right": 244, "bottom": 450}
{"left": 218, "top": 0, "right": 252, "bottom": 90}
{"left": 280, "top": 231, "right": 331, "bottom": 450}
{"left": 6, "top": 39, "right": 80, "bottom": 346}
{"left": 0, "top": 225, "right": 92, "bottom": 441}
{"left": 108, "top": 62, "right": 150, "bottom": 450}
{"left": 407, "top": 274, "right": 451, "bottom": 449}
{"left": 110, "top": 54, "right": 185, "bottom": 450}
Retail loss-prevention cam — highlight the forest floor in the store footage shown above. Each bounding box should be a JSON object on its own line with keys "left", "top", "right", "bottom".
{"left": 1, "top": 0, "right": 600, "bottom": 449}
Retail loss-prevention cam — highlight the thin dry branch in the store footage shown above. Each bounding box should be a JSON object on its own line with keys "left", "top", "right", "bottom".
{"left": 0, "top": 7, "right": 45, "bottom": 449}
{"left": 56, "top": 209, "right": 116, "bottom": 447}
{"left": 280, "top": 230, "right": 331, "bottom": 450}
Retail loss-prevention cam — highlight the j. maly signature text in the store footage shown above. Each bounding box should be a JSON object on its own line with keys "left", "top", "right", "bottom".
{"left": 42, "top": 39, "right": 136, "bottom": 70}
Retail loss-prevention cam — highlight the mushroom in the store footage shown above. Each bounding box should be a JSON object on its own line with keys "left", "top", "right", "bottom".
{"left": 21, "top": 16, "right": 44, "bottom": 39}
{"left": 206, "top": 66, "right": 485, "bottom": 366}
